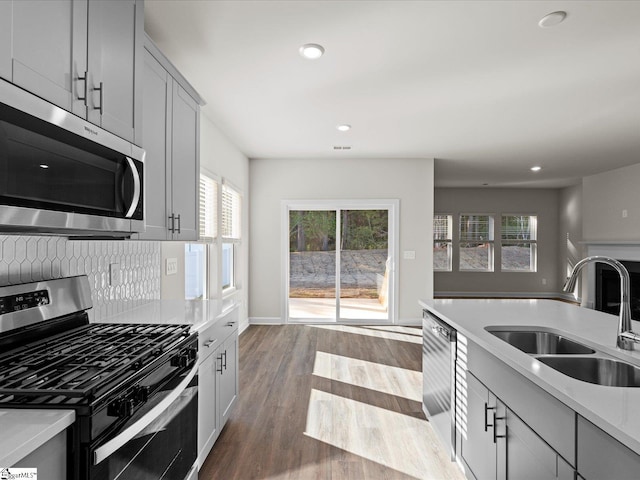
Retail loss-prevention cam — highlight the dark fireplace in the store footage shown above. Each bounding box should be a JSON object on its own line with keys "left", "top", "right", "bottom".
{"left": 595, "top": 261, "right": 640, "bottom": 320}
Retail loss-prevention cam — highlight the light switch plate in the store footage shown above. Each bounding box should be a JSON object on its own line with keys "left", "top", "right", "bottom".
{"left": 166, "top": 257, "right": 178, "bottom": 276}
{"left": 403, "top": 250, "right": 416, "bottom": 260}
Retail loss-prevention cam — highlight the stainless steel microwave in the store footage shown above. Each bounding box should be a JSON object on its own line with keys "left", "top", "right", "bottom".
{"left": 0, "top": 79, "right": 144, "bottom": 236}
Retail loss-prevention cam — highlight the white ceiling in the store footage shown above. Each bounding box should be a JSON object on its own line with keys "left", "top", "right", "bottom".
{"left": 144, "top": 1, "right": 640, "bottom": 188}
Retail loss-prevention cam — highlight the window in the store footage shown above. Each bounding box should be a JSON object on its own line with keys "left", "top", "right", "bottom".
{"left": 501, "top": 215, "right": 537, "bottom": 272}
{"left": 459, "top": 214, "right": 494, "bottom": 271}
{"left": 222, "top": 183, "right": 241, "bottom": 292}
{"left": 185, "top": 244, "right": 206, "bottom": 299}
{"left": 434, "top": 214, "right": 452, "bottom": 271}
{"left": 199, "top": 173, "right": 218, "bottom": 241}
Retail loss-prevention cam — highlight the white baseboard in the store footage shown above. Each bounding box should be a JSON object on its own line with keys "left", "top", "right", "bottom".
{"left": 249, "top": 317, "right": 283, "bottom": 325}
{"left": 238, "top": 317, "right": 250, "bottom": 335}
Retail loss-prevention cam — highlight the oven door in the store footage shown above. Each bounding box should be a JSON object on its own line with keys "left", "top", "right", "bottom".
{"left": 90, "top": 364, "right": 197, "bottom": 480}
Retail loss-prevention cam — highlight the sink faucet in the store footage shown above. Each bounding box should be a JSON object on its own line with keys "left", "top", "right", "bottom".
{"left": 563, "top": 256, "right": 640, "bottom": 350}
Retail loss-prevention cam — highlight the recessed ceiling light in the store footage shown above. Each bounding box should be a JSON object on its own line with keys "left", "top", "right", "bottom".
{"left": 336, "top": 124, "right": 351, "bottom": 132}
{"left": 299, "top": 43, "right": 325, "bottom": 60}
{"left": 538, "top": 11, "right": 567, "bottom": 28}
{"left": 39, "top": 164, "right": 49, "bottom": 169}
{"left": 531, "top": 166, "right": 542, "bottom": 172}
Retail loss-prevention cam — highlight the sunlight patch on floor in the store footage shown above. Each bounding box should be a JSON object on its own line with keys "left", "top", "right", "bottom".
{"left": 305, "top": 388, "right": 464, "bottom": 480}
{"left": 289, "top": 297, "right": 388, "bottom": 320}
{"left": 313, "top": 350, "right": 422, "bottom": 402}
{"left": 309, "top": 324, "right": 422, "bottom": 344}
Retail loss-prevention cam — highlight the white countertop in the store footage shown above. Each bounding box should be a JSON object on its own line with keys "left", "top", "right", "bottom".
{"left": 0, "top": 409, "right": 75, "bottom": 466}
{"left": 420, "top": 298, "right": 640, "bottom": 455}
{"left": 94, "top": 299, "right": 239, "bottom": 332}
{"left": 0, "top": 299, "right": 235, "bottom": 466}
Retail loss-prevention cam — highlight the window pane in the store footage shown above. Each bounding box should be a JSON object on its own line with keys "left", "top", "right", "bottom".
{"left": 460, "top": 242, "right": 493, "bottom": 271}
{"left": 434, "top": 241, "right": 452, "bottom": 271}
{"left": 460, "top": 215, "right": 493, "bottom": 242}
{"left": 501, "top": 243, "right": 536, "bottom": 271}
{"left": 434, "top": 214, "right": 452, "bottom": 240}
{"left": 199, "top": 174, "right": 217, "bottom": 240}
{"left": 185, "top": 244, "right": 206, "bottom": 299}
{"left": 501, "top": 215, "right": 536, "bottom": 240}
{"left": 222, "top": 184, "right": 241, "bottom": 239}
{"left": 222, "top": 243, "right": 234, "bottom": 290}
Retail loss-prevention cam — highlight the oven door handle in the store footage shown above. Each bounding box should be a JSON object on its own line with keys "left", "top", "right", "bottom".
{"left": 93, "top": 361, "right": 198, "bottom": 465}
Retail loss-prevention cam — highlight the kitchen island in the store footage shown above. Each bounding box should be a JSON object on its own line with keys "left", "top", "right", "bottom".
{"left": 421, "top": 298, "right": 640, "bottom": 479}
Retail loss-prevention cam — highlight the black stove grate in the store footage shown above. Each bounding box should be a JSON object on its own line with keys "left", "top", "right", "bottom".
{"left": 0, "top": 323, "right": 191, "bottom": 400}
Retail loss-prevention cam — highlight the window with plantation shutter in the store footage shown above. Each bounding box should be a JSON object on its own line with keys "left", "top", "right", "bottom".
{"left": 199, "top": 174, "right": 218, "bottom": 241}
{"left": 222, "top": 184, "right": 241, "bottom": 240}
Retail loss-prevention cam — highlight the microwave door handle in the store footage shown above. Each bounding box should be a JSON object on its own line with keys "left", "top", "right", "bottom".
{"left": 123, "top": 157, "right": 141, "bottom": 218}
{"left": 93, "top": 361, "right": 198, "bottom": 465}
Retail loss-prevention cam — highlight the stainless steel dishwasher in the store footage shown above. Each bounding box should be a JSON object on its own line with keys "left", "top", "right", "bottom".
{"left": 423, "top": 309, "right": 457, "bottom": 460}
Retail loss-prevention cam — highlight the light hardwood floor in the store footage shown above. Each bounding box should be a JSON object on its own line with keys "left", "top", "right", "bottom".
{"left": 199, "top": 324, "right": 466, "bottom": 480}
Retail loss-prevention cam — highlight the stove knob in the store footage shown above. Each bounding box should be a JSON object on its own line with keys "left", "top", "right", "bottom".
{"left": 171, "top": 354, "right": 189, "bottom": 368}
{"left": 108, "top": 398, "right": 135, "bottom": 418}
{"left": 134, "top": 385, "right": 150, "bottom": 403}
{"left": 188, "top": 347, "right": 197, "bottom": 360}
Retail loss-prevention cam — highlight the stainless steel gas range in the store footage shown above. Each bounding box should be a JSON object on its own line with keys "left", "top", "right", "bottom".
{"left": 0, "top": 276, "right": 198, "bottom": 480}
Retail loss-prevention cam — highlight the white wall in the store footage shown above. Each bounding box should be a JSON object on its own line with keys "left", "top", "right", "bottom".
{"left": 583, "top": 162, "right": 640, "bottom": 242}
{"left": 434, "top": 188, "right": 560, "bottom": 295}
{"left": 558, "top": 184, "right": 583, "bottom": 291}
{"left": 200, "top": 113, "right": 250, "bottom": 324}
{"left": 249, "top": 157, "right": 434, "bottom": 324}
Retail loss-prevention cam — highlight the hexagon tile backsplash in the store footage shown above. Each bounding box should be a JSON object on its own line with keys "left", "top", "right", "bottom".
{"left": 0, "top": 235, "right": 161, "bottom": 322}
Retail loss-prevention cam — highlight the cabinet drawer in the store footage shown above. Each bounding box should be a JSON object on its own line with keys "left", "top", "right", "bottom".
{"left": 198, "top": 308, "right": 239, "bottom": 360}
{"left": 467, "top": 340, "right": 575, "bottom": 466}
{"left": 577, "top": 415, "right": 640, "bottom": 479}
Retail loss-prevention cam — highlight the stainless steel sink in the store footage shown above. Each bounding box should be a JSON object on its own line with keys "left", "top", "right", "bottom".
{"left": 538, "top": 356, "right": 640, "bottom": 387}
{"left": 487, "top": 329, "right": 595, "bottom": 355}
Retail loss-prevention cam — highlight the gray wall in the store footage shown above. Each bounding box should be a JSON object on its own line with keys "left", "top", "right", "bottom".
{"left": 558, "top": 184, "right": 584, "bottom": 288}
{"left": 583, "top": 162, "right": 640, "bottom": 242}
{"left": 434, "top": 188, "right": 560, "bottom": 295}
{"left": 249, "top": 157, "right": 434, "bottom": 323}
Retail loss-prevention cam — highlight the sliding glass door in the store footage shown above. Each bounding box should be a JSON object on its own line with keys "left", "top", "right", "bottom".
{"left": 285, "top": 201, "right": 397, "bottom": 323}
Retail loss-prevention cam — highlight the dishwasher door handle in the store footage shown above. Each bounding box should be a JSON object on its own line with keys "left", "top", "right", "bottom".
{"left": 431, "top": 324, "right": 451, "bottom": 341}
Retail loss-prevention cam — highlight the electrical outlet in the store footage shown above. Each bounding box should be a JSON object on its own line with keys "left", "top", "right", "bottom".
{"left": 109, "top": 263, "right": 121, "bottom": 286}
{"left": 622, "top": 209, "right": 628, "bottom": 218}
{"left": 542, "top": 278, "right": 547, "bottom": 285}
{"left": 403, "top": 250, "right": 416, "bottom": 260}
{"left": 166, "top": 258, "right": 178, "bottom": 276}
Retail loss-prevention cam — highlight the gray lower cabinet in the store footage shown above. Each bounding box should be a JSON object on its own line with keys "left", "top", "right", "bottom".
{"left": 0, "top": 0, "right": 142, "bottom": 143}
{"left": 462, "top": 372, "right": 573, "bottom": 480}
{"left": 139, "top": 41, "right": 200, "bottom": 241}
{"left": 197, "top": 310, "right": 239, "bottom": 468}
{"left": 577, "top": 415, "right": 640, "bottom": 479}
{"left": 12, "top": 429, "right": 67, "bottom": 479}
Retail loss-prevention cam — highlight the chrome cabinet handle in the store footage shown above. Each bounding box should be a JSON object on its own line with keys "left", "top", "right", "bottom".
{"left": 216, "top": 355, "right": 223, "bottom": 373}
{"left": 78, "top": 71, "right": 88, "bottom": 104}
{"left": 204, "top": 339, "right": 217, "bottom": 348}
{"left": 175, "top": 214, "right": 181, "bottom": 234}
{"left": 94, "top": 81, "right": 104, "bottom": 115}
{"left": 226, "top": 321, "right": 236, "bottom": 327}
{"left": 168, "top": 214, "right": 175, "bottom": 233}
{"left": 222, "top": 350, "right": 227, "bottom": 370}
{"left": 484, "top": 402, "right": 496, "bottom": 432}
{"left": 493, "top": 412, "right": 506, "bottom": 443}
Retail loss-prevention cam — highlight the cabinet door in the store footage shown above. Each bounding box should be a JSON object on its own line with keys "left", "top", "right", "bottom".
{"left": 219, "top": 334, "right": 238, "bottom": 427}
{"left": 461, "top": 372, "right": 497, "bottom": 480}
{"left": 87, "top": 0, "right": 142, "bottom": 142}
{"left": 577, "top": 415, "right": 640, "bottom": 480}
{"left": 0, "top": 2, "right": 12, "bottom": 81}
{"left": 10, "top": 0, "right": 87, "bottom": 116}
{"left": 170, "top": 83, "right": 199, "bottom": 241}
{"left": 138, "top": 49, "right": 170, "bottom": 240}
{"left": 504, "top": 408, "right": 574, "bottom": 480}
{"left": 197, "top": 351, "right": 219, "bottom": 468}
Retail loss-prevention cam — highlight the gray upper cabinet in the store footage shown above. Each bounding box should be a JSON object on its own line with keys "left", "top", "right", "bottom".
{"left": 138, "top": 38, "right": 202, "bottom": 241}
{"left": 4, "top": 0, "right": 87, "bottom": 117}
{"left": 170, "top": 84, "right": 199, "bottom": 241}
{"left": 86, "top": 0, "right": 143, "bottom": 145}
{"left": 0, "top": 0, "right": 142, "bottom": 143}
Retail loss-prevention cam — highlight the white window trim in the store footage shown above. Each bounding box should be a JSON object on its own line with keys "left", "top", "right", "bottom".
{"left": 500, "top": 214, "right": 538, "bottom": 273}
{"left": 434, "top": 213, "right": 453, "bottom": 272}
{"left": 281, "top": 199, "right": 400, "bottom": 324}
{"left": 199, "top": 169, "right": 220, "bottom": 243}
{"left": 458, "top": 213, "right": 495, "bottom": 272}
